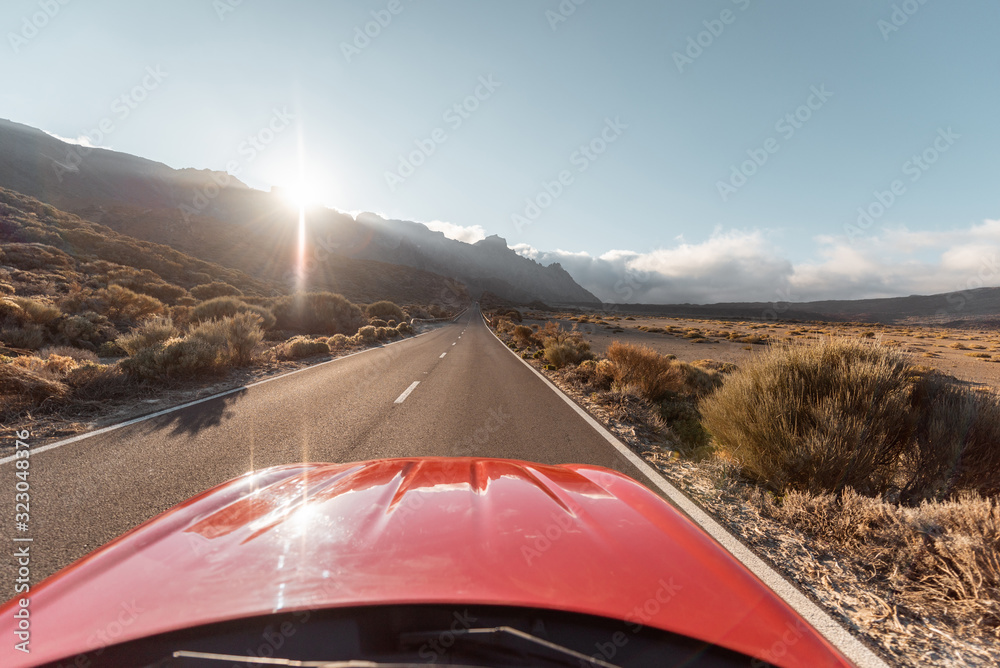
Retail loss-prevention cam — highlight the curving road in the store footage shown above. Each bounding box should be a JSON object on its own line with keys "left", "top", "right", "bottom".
{"left": 1, "top": 306, "right": 653, "bottom": 585}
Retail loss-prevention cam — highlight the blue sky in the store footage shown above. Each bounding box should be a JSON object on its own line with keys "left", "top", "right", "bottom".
{"left": 2, "top": 0, "right": 999, "bottom": 303}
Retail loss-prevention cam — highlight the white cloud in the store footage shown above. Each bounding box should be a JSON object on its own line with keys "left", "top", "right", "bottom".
{"left": 43, "top": 131, "right": 101, "bottom": 149}
{"left": 519, "top": 221, "right": 1000, "bottom": 304}
{"left": 420, "top": 219, "right": 487, "bottom": 244}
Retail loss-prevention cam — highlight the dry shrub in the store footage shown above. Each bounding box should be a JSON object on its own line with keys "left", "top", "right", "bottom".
{"left": 65, "top": 363, "right": 136, "bottom": 402}
{"left": 543, "top": 340, "right": 592, "bottom": 369}
{"left": 272, "top": 292, "right": 364, "bottom": 335}
{"left": 327, "top": 333, "right": 351, "bottom": 350}
{"left": 95, "top": 285, "right": 165, "bottom": 323}
{"left": 355, "top": 326, "right": 377, "bottom": 344}
{"left": 120, "top": 338, "right": 222, "bottom": 381}
{"left": 0, "top": 357, "right": 69, "bottom": 402}
{"left": 116, "top": 318, "right": 178, "bottom": 355}
{"left": 224, "top": 312, "right": 264, "bottom": 366}
{"left": 191, "top": 297, "right": 276, "bottom": 330}
{"left": 700, "top": 339, "right": 914, "bottom": 496}
{"left": 189, "top": 281, "right": 242, "bottom": 300}
{"left": 396, "top": 322, "right": 414, "bottom": 336}
{"left": 39, "top": 346, "right": 99, "bottom": 364}
{"left": 512, "top": 325, "right": 537, "bottom": 347}
{"left": 9, "top": 297, "right": 61, "bottom": 326}
{"left": 368, "top": 318, "right": 388, "bottom": 328}
{"left": 278, "top": 336, "right": 330, "bottom": 360}
{"left": 56, "top": 312, "right": 117, "bottom": 347}
{"left": 0, "top": 324, "right": 45, "bottom": 350}
{"left": 365, "top": 300, "right": 406, "bottom": 323}
{"left": 605, "top": 342, "right": 717, "bottom": 402}
{"left": 906, "top": 373, "right": 1000, "bottom": 500}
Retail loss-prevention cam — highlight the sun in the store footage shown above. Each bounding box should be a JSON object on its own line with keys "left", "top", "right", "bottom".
{"left": 280, "top": 179, "right": 323, "bottom": 209}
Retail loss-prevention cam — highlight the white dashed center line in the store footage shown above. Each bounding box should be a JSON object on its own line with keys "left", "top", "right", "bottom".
{"left": 440, "top": 352, "right": 447, "bottom": 359}
{"left": 393, "top": 381, "right": 420, "bottom": 404}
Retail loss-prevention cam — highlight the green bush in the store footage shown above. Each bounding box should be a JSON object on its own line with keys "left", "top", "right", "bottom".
{"left": 116, "top": 318, "right": 178, "bottom": 355}
{"left": 699, "top": 339, "right": 915, "bottom": 496}
{"left": 272, "top": 292, "right": 364, "bottom": 335}
{"left": 189, "top": 281, "right": 242, "bottom": 300}
{"left": 365, "top": 300, "right": 406, "bottom": 323}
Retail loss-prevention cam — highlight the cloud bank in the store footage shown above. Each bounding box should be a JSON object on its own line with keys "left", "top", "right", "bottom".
{"left": 514, "top": 221, "right": 1000, "bottom": 304}
{"left": 421, "top": 220, "right": 487, "bottom": 244}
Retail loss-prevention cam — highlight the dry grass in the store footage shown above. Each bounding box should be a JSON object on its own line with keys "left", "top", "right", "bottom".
{"left": 762, "top": 490, "right": 1000, "bottom": 635}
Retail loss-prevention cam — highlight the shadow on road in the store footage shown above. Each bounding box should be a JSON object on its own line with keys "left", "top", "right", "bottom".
{"left": 142, "top": 388, "right": 248, "bottom": 439}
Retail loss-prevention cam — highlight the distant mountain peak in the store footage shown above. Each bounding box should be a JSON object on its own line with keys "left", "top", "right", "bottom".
{"left": 475, "top": 234, "right": 508, "bottom": 247}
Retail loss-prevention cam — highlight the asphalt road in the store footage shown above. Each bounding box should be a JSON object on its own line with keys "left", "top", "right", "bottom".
{"left": 2, "top": 306, "right": 656, "bottom": 585}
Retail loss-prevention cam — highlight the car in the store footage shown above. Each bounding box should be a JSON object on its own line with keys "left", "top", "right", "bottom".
{"left": 1, "top": 457, "right": 853, "bottom": 667}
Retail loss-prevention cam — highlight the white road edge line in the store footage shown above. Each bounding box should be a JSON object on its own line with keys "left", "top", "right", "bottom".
{"left": 393, "top": 381, "right": 420, "bottom": 404}
{"left": 439, "top": 352, "right": 447, "bottom": 359}
{"left": 0, "top": 328, "right": 441, "bottom": 466}
{"left": 483, "top": 314, "right": 887, "bottom": 668}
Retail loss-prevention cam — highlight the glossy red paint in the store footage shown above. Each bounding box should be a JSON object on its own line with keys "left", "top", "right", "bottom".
{"left": 0, "top": 458, "right": 852, "bottom": 667}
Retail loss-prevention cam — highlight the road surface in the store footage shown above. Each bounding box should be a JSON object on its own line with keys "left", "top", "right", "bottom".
{"left": 2, "top": 306, "right": 654, "bottom": 584}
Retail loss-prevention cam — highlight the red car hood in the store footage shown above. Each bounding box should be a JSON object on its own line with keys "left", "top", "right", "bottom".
{"left": 1, "top": 458, "right": 850, "bottom": 667}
